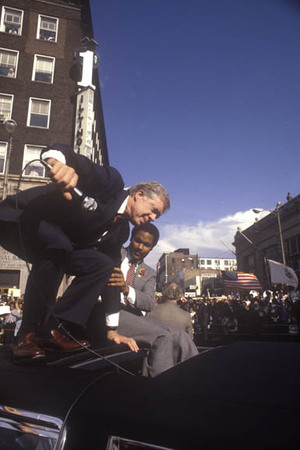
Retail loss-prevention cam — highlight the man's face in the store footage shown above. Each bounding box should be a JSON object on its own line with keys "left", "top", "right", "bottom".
{"left": 126, "top": 190, "right": 164, "bottom": 226}
{"left": 129, "top": 230, "right": 155, "bottom": 262}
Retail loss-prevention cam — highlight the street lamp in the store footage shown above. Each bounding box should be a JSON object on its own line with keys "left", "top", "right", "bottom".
{"left": 1, "top": 119, "right": 17, "bottom": 200}
{"left": 252, "top": 202, "right": 286, "bottom": 265}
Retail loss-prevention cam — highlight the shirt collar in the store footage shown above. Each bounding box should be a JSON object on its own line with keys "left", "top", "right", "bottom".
{"left": 117, "top": 191, "right": 129, "bottom": 215}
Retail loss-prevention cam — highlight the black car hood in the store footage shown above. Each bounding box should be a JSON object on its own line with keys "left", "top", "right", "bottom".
{"left": 64, "top": 341, "right": 300, "bottom": 450}
{"left": 1, "top": 342, "right": 300, "bottom": 450}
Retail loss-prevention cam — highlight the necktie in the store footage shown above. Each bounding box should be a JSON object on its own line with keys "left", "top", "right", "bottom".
{"left": 126, "top": 262, "right": 136, "bottom": 286}
{"left": 113, "top": 214, "right": 125, "bottom": 224}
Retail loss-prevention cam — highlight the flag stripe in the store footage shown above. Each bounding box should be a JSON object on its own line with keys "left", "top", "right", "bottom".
{"left": 222, "top": 271, "right": 262, "bottom": 290}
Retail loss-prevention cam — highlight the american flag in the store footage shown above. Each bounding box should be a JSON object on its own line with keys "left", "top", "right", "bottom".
{"left": 222, "top": 271, "right": 262, "bottom": 291}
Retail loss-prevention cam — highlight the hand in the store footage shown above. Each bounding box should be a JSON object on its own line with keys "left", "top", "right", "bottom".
{"left": 45, "top": 158, "right": 79, "bottom": 201}
{"left": 107, "top": 267, "right": 129, "bottom": 296}
{"left": 107, "top": 330, "right": 139, "bottom": 353}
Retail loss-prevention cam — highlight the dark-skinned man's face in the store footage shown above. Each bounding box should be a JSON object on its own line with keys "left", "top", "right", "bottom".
{"left": 129, "top": 230, "right": 155, "bottom": 262}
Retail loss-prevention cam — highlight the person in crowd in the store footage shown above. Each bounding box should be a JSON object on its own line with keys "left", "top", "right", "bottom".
{"left": 14, "top": 299, "right": 24, "bottom": 338}
{"left": 149, "top": 283, "right": 194, "bottom": 338}
{"left": 3, "top": 302, "right": 22, "bottom": 344}
{"left": 198, "top": 297, "right": 213, "bottom": 341}
{"left": 7, "top": 67, "right": 15, "bottom": 78}
{"left": 0, "top": 143, "right": 170, "bottom": 362}
{"left": 89, "top": 223, "right": 198, "bottom": 377}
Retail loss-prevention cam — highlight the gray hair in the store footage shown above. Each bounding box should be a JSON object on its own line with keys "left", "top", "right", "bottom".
{"left": 161, "top": 282, "right": 183, "bottom": 302}
{"left": 129, "top": 181, "right": 170, "bottom": 212}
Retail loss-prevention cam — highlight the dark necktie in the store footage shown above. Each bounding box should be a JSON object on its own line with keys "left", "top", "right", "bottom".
{"left": 126, "top": 262, "right": 136, "bottom": 286}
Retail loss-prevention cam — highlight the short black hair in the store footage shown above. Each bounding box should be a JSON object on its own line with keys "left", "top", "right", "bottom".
{"left": 131, "top": 223, "right": 160, "bottom": 247}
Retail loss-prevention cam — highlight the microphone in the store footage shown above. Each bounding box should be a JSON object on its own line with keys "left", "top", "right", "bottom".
{"left": 40, "top": 159, "right": 98, "bottom": 212}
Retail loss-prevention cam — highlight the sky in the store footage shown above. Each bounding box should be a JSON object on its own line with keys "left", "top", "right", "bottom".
{"left": 90, "top": 0, "right": 300, "bottom": 268}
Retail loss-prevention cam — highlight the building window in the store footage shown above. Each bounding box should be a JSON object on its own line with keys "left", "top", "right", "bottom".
{"left": 0, "top": 6, "right": 23, "bottom": 35}
{"left": 286, "top": 235, "right": 300, "bottom": 271}
{"left": 0, "top": 141, "right": 7, "bottom": 174}
{"left": 23, "top": 145, "right": 46, "bottom": 177}
{"left": 32, "top": 55, "right": 55, "bottom": 83}
{"left": 200, "top": 259, "right": 205, "bottom": 265}
{"left": 207, "top": 260, "right": 212, "bottom": 265}
{"left": 0, "top": 48, "right": 18, "bottom": 78}
{"left": 27, "top": 98, "right": 51, "bottom": 128}
{"left": 0, "top": 93, "right": 13, "bottom": 120}
{"left": 37, "top": 15, "right": 58, "bottom": 42}
{"left": 263, "top": 245, "right": 278, "bottom": 261}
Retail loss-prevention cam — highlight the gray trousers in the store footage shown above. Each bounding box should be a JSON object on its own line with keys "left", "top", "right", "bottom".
{"left": 118, "top": 310, "right": 199, "bottom": 378}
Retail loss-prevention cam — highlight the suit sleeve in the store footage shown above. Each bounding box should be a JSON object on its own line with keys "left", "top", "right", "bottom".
{"left": 134, "top": 267, "right": 156, "bottom": 312}
{"left": 134, "top": 270, "right": 156, "bottom": 312}
{"left": 41, "top": 144, "right": 124, "bottom": 199}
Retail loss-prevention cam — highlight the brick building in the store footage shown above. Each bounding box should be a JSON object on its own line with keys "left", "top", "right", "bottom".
{"left": 156, "top": 248, "right": 236, "bottom": 294}
{"left": 156, "top": 249, "right": 198, "bottom": 292}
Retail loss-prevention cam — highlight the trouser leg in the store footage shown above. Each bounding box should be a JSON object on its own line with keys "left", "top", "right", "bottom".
{"left": 18, "top": 260, "right": 64, "bottom": 336}
{"left": 17, "top": 220, "right": 73, "bottom": 336}
{"left": 52, "top": 248, "right": 120, "bottom": 328}
{"left": 118, "top": 311, "right": 199, "bottom": 377}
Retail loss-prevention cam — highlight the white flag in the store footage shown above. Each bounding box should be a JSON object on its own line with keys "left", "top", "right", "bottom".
{"left": 267, "top": 259, "right": 298, "bottom": 289}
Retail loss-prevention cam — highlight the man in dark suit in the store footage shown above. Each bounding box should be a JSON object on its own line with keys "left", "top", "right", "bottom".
{"left": 106, "top": 224, "right": 198, "bottom": 377}
{"left": 0, "top": 144, "right": 170, "bottom": 361}
{"left": 149, "top": 283, "right": 194, "bottom": 338}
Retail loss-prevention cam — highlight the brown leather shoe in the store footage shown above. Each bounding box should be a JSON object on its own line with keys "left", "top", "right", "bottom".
{"left": 48, "top": 328, "right": 89, "bottom": 352}
{"left": 11, "top": 332, "right": 45, "bottom": 361}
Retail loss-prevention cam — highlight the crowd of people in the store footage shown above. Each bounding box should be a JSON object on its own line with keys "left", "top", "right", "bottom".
{"left": 0, "top": 295, "right": 24, "bottom": 345}
{"left": 179, "top": 289, "right": 300, "bottom": 341}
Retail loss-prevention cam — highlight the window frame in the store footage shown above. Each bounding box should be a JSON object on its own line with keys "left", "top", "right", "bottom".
{"left": 27, "top": 97, "right": 51, "bottom": 129}
{"left": 37, "top": 14, "right": 59, "bottom": 42}
{"left": 32, "top": 54, "right": 55, "bottom": 83}
{"left": 0, "top": 93, "right": 14, "bottom": 121}
{"left": 0, "top": 47, "right": 19, "bottom": 78}
{"left": 0, "top": 6, "right": 24, "bottom": 35}
{"left": 0, "top": 141, "right": 8, "bottom": 175}
{"left": 22, "top": 144, "right": 47, "bottom": 178}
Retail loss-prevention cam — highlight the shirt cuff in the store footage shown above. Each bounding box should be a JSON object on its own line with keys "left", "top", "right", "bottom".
{"left": 126, "top": 285, "right": 136, "bottom": 305}
{"left": 41, "top": 150, "right": 66, "bottom": 164}
{"left": 105, "top": 312, "right": 119, "bottom": 327}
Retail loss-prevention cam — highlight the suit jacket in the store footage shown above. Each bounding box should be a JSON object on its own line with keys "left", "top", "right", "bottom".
{"left": 120, "top": 247, "right": 156, "bottom": 314}
{"left": 0, "top": 144, "right": 129, "bottom": 263}
{"left": 149, "top": 300, "right": 194, "bottom": 338}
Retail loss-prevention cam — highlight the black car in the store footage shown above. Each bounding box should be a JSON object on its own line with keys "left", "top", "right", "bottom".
{"left": 0, "top": 339, "right": 300, "bottom": 450}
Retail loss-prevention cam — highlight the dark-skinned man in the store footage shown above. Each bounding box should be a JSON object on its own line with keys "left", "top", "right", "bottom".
{"left": 105, "top": 223, "right": 199, "bottom": 377}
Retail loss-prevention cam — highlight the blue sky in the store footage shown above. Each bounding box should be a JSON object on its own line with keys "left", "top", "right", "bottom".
{"left": 90, "top": 0, "right": 300, "bottom": 266}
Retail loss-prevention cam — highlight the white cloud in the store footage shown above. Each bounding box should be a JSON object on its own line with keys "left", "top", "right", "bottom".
{"left": 144, "top": 209, "right": 269, "bottom": 269}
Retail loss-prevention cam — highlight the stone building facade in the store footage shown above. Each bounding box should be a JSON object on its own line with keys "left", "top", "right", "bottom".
{"left": 233, "top": 194, "right": 300, "bottom": 290}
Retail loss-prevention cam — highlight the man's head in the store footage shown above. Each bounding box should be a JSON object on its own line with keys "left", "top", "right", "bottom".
{"left": 161, "top": 282, "right": 183, "bottom": 303}
{"left": 125, "top": 182, "right": 170, "bottom": 226}
{"left": 129, "top": 223, "right": 159, "bottom": 262}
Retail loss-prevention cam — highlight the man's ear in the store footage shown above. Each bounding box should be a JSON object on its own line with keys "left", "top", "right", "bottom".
{"left": 134, "top": 190, "right": 144, "bottom": 201}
